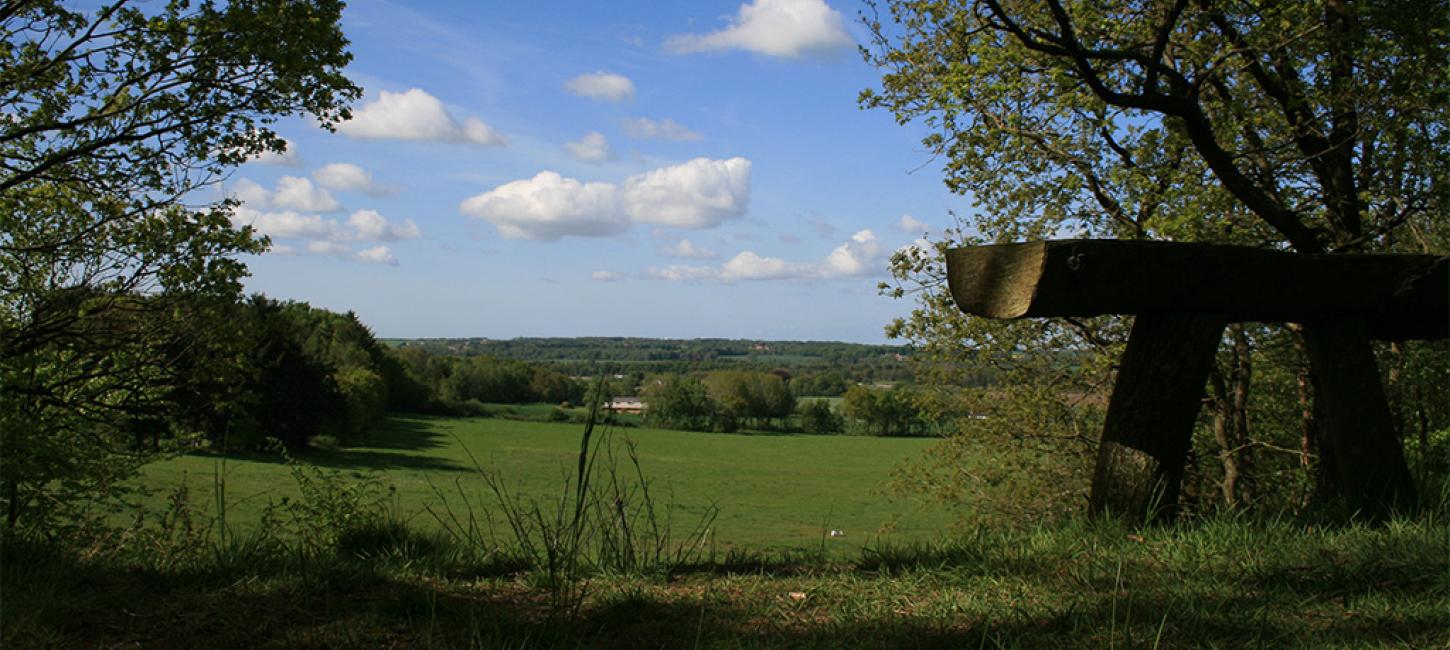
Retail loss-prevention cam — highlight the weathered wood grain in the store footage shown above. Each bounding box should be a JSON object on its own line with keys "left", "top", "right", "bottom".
{"left": 946, "top": 240, "right": 1447, "bottom": 340}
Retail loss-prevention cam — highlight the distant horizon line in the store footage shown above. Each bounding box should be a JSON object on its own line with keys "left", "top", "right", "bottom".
{"left": 376, "top": 334, "right": 905, "bottom": 346}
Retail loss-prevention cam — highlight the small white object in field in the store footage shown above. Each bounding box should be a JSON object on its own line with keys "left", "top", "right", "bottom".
{"left": 829, "top": 529, "right": 845, "bottom": 537}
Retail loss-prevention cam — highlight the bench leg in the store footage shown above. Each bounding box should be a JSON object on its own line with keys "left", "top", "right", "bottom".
{"left": 1301, "top": 318, "right": 1417, "bottom": 520}
{"left": 1089, "top": 314, "right": 1225, "bottom": 525}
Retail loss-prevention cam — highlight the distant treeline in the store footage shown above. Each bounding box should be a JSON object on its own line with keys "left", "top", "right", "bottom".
{"left": 642, "top": 372, "right": 941, "bottom": 437}
{"left": 384, "top": 336, "right": 923, "bottom": 392}
{"left": 138, "top": 297, "right": 586, "bottom": 453}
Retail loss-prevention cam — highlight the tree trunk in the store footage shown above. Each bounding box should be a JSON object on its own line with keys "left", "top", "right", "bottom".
{"left": 1292, "top": 326, "right": 1340, "bottom": 508}
{"left": 6, "top": 480, "right": 18, "bottom": 528}
{"left": 1208, "top": 367, "right": 1242, "bottom": 507}
{"left": 1207, "top": 326, "right": 1255, "bottom": 509}
{"left": 1386, "top": 342, "right": 1405, "bottom": 440}
{"left": 1229, "top": 327, "right": 1254, "bottom": 505}
{"left": 1301, "top": 318, "right": 1418, "bottom": 520}
{"left": 1089, "top": 314, "right": 1226, "bottom": 525}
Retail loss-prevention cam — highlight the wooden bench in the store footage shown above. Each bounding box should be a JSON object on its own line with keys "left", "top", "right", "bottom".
{"left": 946, "top": 240, "right": 1448, "bottom": 523}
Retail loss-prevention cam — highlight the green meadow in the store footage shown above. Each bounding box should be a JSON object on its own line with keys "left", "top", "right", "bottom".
{"left": 136, "top": 414, "right": 957, "bottom": 554}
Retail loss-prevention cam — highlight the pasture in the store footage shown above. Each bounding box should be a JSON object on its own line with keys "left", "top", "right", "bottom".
{"left": 136, "top": 414, "right": 957, "bottom": 554}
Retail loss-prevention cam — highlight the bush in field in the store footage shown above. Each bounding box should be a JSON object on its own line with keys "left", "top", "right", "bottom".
{"left": 641, "top": 374, "right": 714, "bottom": 431}
{"left": 335, "top": 366, "right": 388, "bottom": 436}
{"left": 703, "top": 371, "right": 795, "bottom": 430}
{"left": 798, "top": 399, "right": 844, "bottom": 435}
{"left": 842, "top": 385, "right": 929, "bottom": 437}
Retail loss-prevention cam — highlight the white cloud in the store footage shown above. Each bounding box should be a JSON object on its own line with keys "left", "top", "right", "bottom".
{"left": 663, "top": 239, "right": 719, "bottom": 260}
{"left": 665, "top": 0, "right": 853, "bottom": 58}
{"left": 338, "top": 88, "right": 505, "bottom": 146}
{"left": 623, "top": 157, "right": 751, "bottom": 229}
{"left": 591, "top": 270, "right": 621, "bottom": 282}
{"left": 232, "top": 206, "right": 420, "bottom": 245}
{"left": 459, "top": 157, "right": 752, "bottom": 240}
{"left": 459, "top": 171, "right": 629, "bottom": 241}
{"left": 893, "top": 214, "right": 929, "bottom": 234}
{"left": 895, "top": 237, "right": 937, "bottom": 261}
{"left": 272, "top": 176, "right": 341, "bottom": 212}
{"left": 230, "top": 178, "right": 273, "bottom": 207}
{"left": 646, "top": 229, "right": 886, "bottom": 282}
{"left": 354, "top": 245, "right": 399, "bottom": 266}
{"left": 231, "top": 177, "right": 340, "bottom": 212}
{"left": 564, "top": 132, "right": 614, "bottom": 163}
{"left": 250, "top": 138, "right": 300, "bottom": 165}
{"left": 621, "top": 117, "right": 702, "bottom": 141}
{"left": 564, "top": 72, "right": 636, "bottom": 103}
{"left": 347, "top": 209, "right": 422, "bottom": 241}
{"left": 721, "top": 251, "right": 804, "bottom": 281}
{"left": 308, "top": 240, "right": 351, "bottom": 256}
{"left": 313, "top": 162, "right": 393, "bottom": 196}
{"left": 646, "top": 265, "right": 724, "bottom": 282}
{"left": 820, "top": 229, "right": 884, "bottom": 276}
{"left": 234, "top": 206, "right": 342, "bottom": 240}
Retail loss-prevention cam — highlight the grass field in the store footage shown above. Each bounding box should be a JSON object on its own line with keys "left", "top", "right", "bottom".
{"left": 136, "top": 414, "right": 957, "bottom": 554}
{"left": 11, "top": 413, "right": 1448, "bottom": 647}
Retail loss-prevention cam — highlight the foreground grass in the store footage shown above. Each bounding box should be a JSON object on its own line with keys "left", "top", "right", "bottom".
{"left": 5, "top": 515, "right": 1446, "bottom": 648}
{"left": 134, "top": 414, "right": 955, "bottom": 554}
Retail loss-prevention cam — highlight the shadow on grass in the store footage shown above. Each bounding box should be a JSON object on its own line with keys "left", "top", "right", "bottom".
{"left": 306, "top": 414, "right": 465, "bottom": 473}
{"left": 195, "top": 414, "right": 467, "bottom": 473}
{"left": 8, "top": 535, "right": 1446, "bottom": 650}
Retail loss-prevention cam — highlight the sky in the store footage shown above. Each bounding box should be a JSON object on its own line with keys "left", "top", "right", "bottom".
{"left": 227, "top": 0, "right": 971, "bottom": 343}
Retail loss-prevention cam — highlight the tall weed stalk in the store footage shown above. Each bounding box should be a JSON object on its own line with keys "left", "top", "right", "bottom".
{"left": 432, "top": 375, "right": 719, "bottom": 617}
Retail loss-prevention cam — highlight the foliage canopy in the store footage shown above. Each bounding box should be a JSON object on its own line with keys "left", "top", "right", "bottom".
{"left": 0, "top": 0, "right": 359, "bottom": 526}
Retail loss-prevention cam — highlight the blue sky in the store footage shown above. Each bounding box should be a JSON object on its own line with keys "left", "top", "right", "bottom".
{"left": 229, "top": 0, "right": 969, "bottom": 343}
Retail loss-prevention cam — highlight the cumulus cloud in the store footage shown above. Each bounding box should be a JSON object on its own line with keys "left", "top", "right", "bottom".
{"left": 232, "top": 206, "right": 421, "bottom": 249}
{"left": 459, "top": 171, "right": 629, "bottom": 241}
{"left": 662, "top": 239, "right": 719, "bottom": 260}
{"left": 564, "top": 132, "right": 614, "bottom": 163}
{"left": 665, "top": 0, "right": 854, "bottom": 58}
{"left": 230, "top": 178, "right": 273, "bottom": 207}
{"left": 646, "top": 229, "right": 886, "bottom": 282}
{"left": 354, "top": 246, "right": 399, "bottom": 266}
{"left": 250, "top": 137, "right": 300, "bottom": 165}
{"left": 893, "top": 214, "right": 930, "bottom": 234}
{"left": 459, "top": 157, "right": 751, "bottom": 240}
{"left": 313, "top": 162, "right": 393, "bottom": 196}
{"left": 895, "top": 237, "right": 938, "bottom": 261}
{"left": 231, "top": 176, "right": 340, "bottom": 212}
{"left": 307, "top": 240, "right": 352, "bottom": 256}
{"left": 622, "top": 157, "right": 751, "bottom": 228}
{"left": 591, "top": 270, "right": 622, "bottom": 282}
{"left": 348, "top": 209, "right": 422, "bottom": 241}
{"left": 820, "top": 229, "right": 885, "bottom": 276}
{"left": 338, "top": 88, "right": 505, "bottom": 146}
{"left": 237, "top": 208, "right": 342, "bottom": 240}
{"left": 621, "top": 117, "right": 702, "bottom": 141}
{"left": 564, "top": 72, "right": 636, "bottom": 103}
{"left": 272, "top": 176, "right": 341, "bottom": 212}
{"left": 645, "top": 265, "right": 723, "bottom": 282}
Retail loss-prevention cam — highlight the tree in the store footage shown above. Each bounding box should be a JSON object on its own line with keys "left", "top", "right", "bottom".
{"left": 798, "top": 399, "right": 844, "bottom": 435}
{"left": 0, "top": 0, "right": 358, "bottom": 527}
{"left": 863, "top": 0, "right": 1447, "bottom": 519}
{"left": 842, "top": 385, "right": 924, "bottom": 437}
{"left": 641, "top": 374, "right": 714, "bottom": 431}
